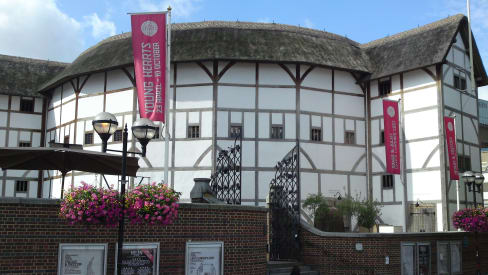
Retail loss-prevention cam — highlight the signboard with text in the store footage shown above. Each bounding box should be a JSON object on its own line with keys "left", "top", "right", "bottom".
{"left": 58, "top": 243, "right": 107, "bottom": 275}
{"left": 444, "top": 116, "right": 459, "bottom": 180}
{"left": 131, "top": 13, "right": 167, "bottom": 122}
{"left": 185, "top": 241, "right": 224, "bottom": 275}
{"left": 115, "top": 243, "right": 160, "bottom": 275}
{"left": 383, "top": 100, "right": 401, "bottom": 174}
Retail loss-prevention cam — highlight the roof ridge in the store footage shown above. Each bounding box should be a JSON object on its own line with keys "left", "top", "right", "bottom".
{"left": 361, "top": 14, "right": 465, "bottom": 48}
{"left": 0, "top": 54, "right": 69, "bottom": 66}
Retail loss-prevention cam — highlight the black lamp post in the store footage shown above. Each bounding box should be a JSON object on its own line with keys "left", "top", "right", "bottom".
{"left": 92, "top": 112, "right": 156, "bottom": 275}
{"left": 462, "top": 171, "right": 484, "bottom": 275}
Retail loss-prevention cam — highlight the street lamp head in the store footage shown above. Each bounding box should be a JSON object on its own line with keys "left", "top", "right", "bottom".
{"left": 462, "top": 171, "right": 475, "bottom": 183}
{"left": 92, "top": 112, "right": 118, "bottom": 152}
{"left": 131, "top": 118, "right": 157, "bottom": 157}
{"left": 474, "top": 172, "right": 484, "bottom": 186}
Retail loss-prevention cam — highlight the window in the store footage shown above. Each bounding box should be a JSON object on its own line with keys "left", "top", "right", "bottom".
{"left": 188, "top": 125, "right": 200, "bottom": 139}
{"left": 271, "top": 125, "right": 283, "bottom": 139}
{"left": 344, "top": 131, "right": 355, "bottom": 144}
{"left": 230, "top": 125, "right": 242, "bottom": 139}
{"left": 458, "top": 155, "right": 471, "bottom": 172}
{"left": 453, "top": 74, "right": 467, "bottom": 91}
{"left": 311, "top": 128, "right": 322, "bottom": 141}
{"left": 84, "top": 132, "right": 94, "bottom": 145}
{"left": 64, "top": 135, "right": 70, "bottom": 144}
{"left": 113, "top": 129, "right": 123, "bottom": 142}
{"left": 401, "top": 242, "right": 431, "bottom": 275}
{"left": 381, "top": 130, "right": 385, "bottom": 144}
{"left": 437, "top": 241, "right": 462, "bottom": 275}
{"left": 382, "top": 175, "right": 394, "bottom": 189}
{"left": 18, "top": 141, "right": 31, "bottom": 147}
{"left": 20, "top": 98, "right": 34, "bottom": 112}
{"left": 379, "top": 79, "right": 391, "bottom": 96}
{"left": 153, "top": 127, "right": 160, "bottom": 139}
{"left": 15, "top": 181, "right": 28, "bottom": 192}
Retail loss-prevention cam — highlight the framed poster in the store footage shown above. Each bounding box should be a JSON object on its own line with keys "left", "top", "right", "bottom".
{"left": 185, "top": 241, "right": 224, "bottom": 275}
{"left": 115, "top": 243, "right": 160, "bottom": 275}
{"left": 58, "top": 243, "right": 108, "bottom": 275}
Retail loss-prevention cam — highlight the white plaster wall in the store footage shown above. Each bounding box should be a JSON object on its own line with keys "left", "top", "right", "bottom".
{"left": 405, "top": 140, "right": 440, "bottom": 169}
{"left": 407, "top": 170, "right": 442, "bottom": 201}
{"left": 175, "top": 112, "right": 187, "bottom": 138}
{"left": 0, "top": 112, "right": 7, "bottom": 127}
{"left": 219, "top": 62, "right": 255, "bottom": 84}
{"left": 258, "top": 88, "right": 295, "bottom": 110}
{"left": 334, "top": 118, "right": 344, "bottom": 143}
{"left": 177, "top": 63, "right": 212, "bottom": 85}
{"left": 350, "top": 175, "right": 367, "bottom": 201}
{"left": 392, "top": 75, "right": 401, "bottom": 93}
{"left": 80, "top": 72, "right": 104, "bottom": 95}
{"left": 106, "top": 69, "right": 133, "bottom": 91}
{"left": 201, "top": 111, "right": 212, "bottom": 138}
{"left": 259, "top": 63, "right": 295, "bottom": 86}
{"left": 34, "top": 98, "right": 43, "bottom": 113}
{"left": 9, "top": 113, "right": 41, "bottom": 130}
{"left": 300, "top": 114, "right": 310, "bottom": 140}
{"left": 372, "top": 176, "right": 381, "bottom": 201}
{"left": 443, "top": 86, "right": 460, "bottom": 110}
{"left": 258, "top": 141, "right": 295, "bottom": 167}
{"left": 300, "top": 143, "right": 333, "bottom": 170}
{"left": 257, "top": 171, "right": 274, "bottom": 199}
{"left": 241, "top": 141, "right": 255, "bottom": 167}
{"left": 470, "top": 146, "right": 481, "bottom": 172}
{"left": 216, "top": 111, "right": 228, "bottom": 138}
{"left": 301, "top": 67, "right": 332, "bottom": 90}
{"left": 60, "top": 100, "right": 75, "bottom": 125}
{"left": 62, "top": 83, "right": 76, "bottom": 102}
{"left": 0, "top": 130, "right": 5, "bottom": 145}
{"left": 174, "top": 140, "right": 212, "bottom": 167}
{"left": 77, "top": 95, "right": 104, "bottom": 119}
{"left": 462, "top": 116, "right": 478, "bottom": 144}
{"left": 356, "top": 121, "right": 365, "bottom": 145}
{"left": 334, "top": 70, "right": 362, "bottom": 94}
{"left": 173, "top": 170, "right": 212, "bottom": 200}
{"left": 403, "top": 86, "right": 437, "bottom": 111}
{"left": 404, "top": 109, "right": 439, "bottom": 140}
{"left": 461, "top": 94, "right": 477, "bottom": 116}
{"left": 334, "top": 94, "right": 364, "bottom": 118}
{"left": 372, "top": 147, "right": 386, "bottom": 173}
{"left": 10, "top": 96, "right": 20, "bottom": 111}
{"left": 335, "top": 146, "right": 365, "bottom": 172}
{"left": 176, "top": 86, "right": 213, "bottom": 109}
{"left": 244, "top": 112, "right": 255, "bottom": 138}
{"left": 322, "top": 117, "right": 332, "bottom": 142}
{"left": 301, "top": 172, "right": 319, "bottom": 200}
{"left": 381, "top": 205, "right": 405, "bottom": 227}
{"left": 300, "top": 89, "right": 332, "bottom": 113}
{"left": 320, "top": 174, "right": 347, "bottom": 197}
{"left": 218, "top": 86, "right": 255, "bottom": 109}
{"left": 241, "top": 171, "right": 255, "bottom": 199}
{"left": 284, "top": 114, "right": 296, "bottom": 139}
{"left": 403, "top": 69, "right": 435, "bottom": 91}
{"left": 258, "top": 113, "right": 269, "bottom": 139}
{"left": 105, "top": 89, "right": 133, "bottom": 114}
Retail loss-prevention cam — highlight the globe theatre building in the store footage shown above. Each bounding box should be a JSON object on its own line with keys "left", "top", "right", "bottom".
{"left": 0, "top": 14, "right": 487, "bottom": 232}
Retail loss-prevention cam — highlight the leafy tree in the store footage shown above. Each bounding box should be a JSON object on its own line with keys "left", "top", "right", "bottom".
{"left": 357, "top": 199, "right": 382, "bottom": 232}
{"left": 303, "top": 193, "right": 327, "bottom": 221}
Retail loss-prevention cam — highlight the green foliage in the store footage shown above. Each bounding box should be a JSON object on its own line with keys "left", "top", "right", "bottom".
{"left": 357, "top": 199, "right": 382, "bottom": 232}
{"left": 314, "top": 206, "right": 344, "bottom": 232}
{"left": 336, "top": 194, "right": 382, "bottom": 232}
{"left": 303, "top": 193, "right": 328, "bottom": 220}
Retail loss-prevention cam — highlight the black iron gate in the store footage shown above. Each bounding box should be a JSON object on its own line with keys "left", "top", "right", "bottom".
{"left": 210, "top": 135, "right": 242, "bottom": 204}
{"left": 269, "top": 145, "right": 300, "bottom": 260}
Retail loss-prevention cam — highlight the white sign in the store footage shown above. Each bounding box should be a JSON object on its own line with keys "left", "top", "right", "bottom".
{"left": 185, "top": 241, "right": 224, "bottom": 275}
{"left": 58, "top": 243, "right": 107, "bottom": 275}
{"left": 115, "top": 243, "right": 160, "bottom": 275}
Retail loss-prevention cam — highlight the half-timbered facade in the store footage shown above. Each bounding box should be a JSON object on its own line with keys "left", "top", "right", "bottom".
{"left": 1, "top": 14, "right": 487, "bottom": 232}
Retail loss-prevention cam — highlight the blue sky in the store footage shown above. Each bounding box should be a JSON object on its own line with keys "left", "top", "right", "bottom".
{"left": 1, "top": 0, "right": 488, "bottom": 96}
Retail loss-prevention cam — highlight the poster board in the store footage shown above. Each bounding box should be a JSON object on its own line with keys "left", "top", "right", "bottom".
{"left": 185, "top": 241, "right": 224, "bottom": 275}
{"left": 58, "top": 243, "right": 108, "bottom": 275}
{"left": 115, "top": 243, "right": 160, "bottom": 275}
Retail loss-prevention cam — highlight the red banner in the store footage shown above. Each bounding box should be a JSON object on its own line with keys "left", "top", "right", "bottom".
{"left": 131, "top": 13, "right": 166, "bottom": 122}
{"left": 383, "top": 100, "right": 401, "bottom": 174}
{"left": 444, "top": 117, "right": 459, "bottom": 180}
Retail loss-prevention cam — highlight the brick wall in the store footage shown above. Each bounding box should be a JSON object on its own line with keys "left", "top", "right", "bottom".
{"left": 0, "top": 198, "right": 268, "bottom": 275}
{"left": 301, "top": 222, "right": 488, "bottom": 274}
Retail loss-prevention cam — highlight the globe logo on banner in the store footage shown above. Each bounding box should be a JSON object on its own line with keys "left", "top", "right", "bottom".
{"left": 387, "top": 106, "right": 396, "bottom": 118}
{"left": 448, "top": 121, "right": 453, "bottom": 132}
{"left": 141, "top": 21, "right": 158, "bottom": 37}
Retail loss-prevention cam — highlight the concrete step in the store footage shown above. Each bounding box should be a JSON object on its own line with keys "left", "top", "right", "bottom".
{"left": 267, "top": 261, "right": 320, "bottom": 275}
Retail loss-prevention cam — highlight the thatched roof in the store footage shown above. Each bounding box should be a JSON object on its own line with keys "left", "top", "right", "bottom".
{"left": 362, "top": 14, "right": 487, "bottom": 85}
{"left": 33, "top": 15, "right": 488, "bottom": 93}
{"left": 0, "top": 54, "right": 67, "bottom": 97}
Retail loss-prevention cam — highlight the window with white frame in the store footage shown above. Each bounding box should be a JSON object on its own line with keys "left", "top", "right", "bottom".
{"left": 401, "top": 242, "right": 431, "bottom": 275}
{"left": 453, "top": 71, "right": 467, "bottom": 92}
{"left": 229, "top": 125, "right": 242, "bottom": 139}
{"left": 379, "top": 79, "right": 391, "bottom": 96}
{"left": 437, "top": 241, "right": 462, "bottom": 275}
{"left": 311, "top": 127, "right": 322, "bottom": 141}
{"left": 20, "top": 98, "right": 34, "bottom": 112}
{"left": 84, "top": 132, "right": 94, "bottom": 145}
{"left": 344, "top": 131, "right": 355, "bottom": 144}
{"left": 382, "top": 175, "right": 394, "bottom": 189}
{"left": 188, "top": 125, "right": 200, "bottom": 139}
{"left": 271, "top": 125, "right": 284, "bottom": 139}
{"left": 15, "top": 181, "right": 28, "bottom": 192}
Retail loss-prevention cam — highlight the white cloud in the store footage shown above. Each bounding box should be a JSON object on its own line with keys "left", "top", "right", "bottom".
{"left": 84, "top": 13, "right": 116, "bottom": 39}
{"left": 304, "top": 18, "right": 314, "bottom": 29}
{"left": 137, "top": 0, "right": 201, "bottom": 18}
{"left": 0, "top": 0, "right": 84, "bottom": 62}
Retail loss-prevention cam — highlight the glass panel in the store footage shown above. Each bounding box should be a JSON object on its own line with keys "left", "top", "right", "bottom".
{"left": 437, "top": 243, "right": 449, "bottom": 275}
{"left": 418, "top": 244, "right": 430, "bottom": 275}
{"left": 450, "top": 243, "right": 461, "bottom": 273}
{"left": 401, "top": 245, "right": 415, "bottom": 275}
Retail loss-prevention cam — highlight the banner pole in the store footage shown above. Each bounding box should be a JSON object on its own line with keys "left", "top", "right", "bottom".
{"left": 398, "top": 98, "right": 407, "bottom": 232}
{"left": 164, "top": 7, "right": 171, "bottom": 185}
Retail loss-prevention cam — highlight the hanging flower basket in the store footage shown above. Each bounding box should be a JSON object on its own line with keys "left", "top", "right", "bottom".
{"left": 60, "top": 182, "right": 122, "bottom": 227}
{"left": 452, "top": 207, "right": 488, "bottom": 232}
{"left": 125, "top": 182, "right": 181, "bottom": 225}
